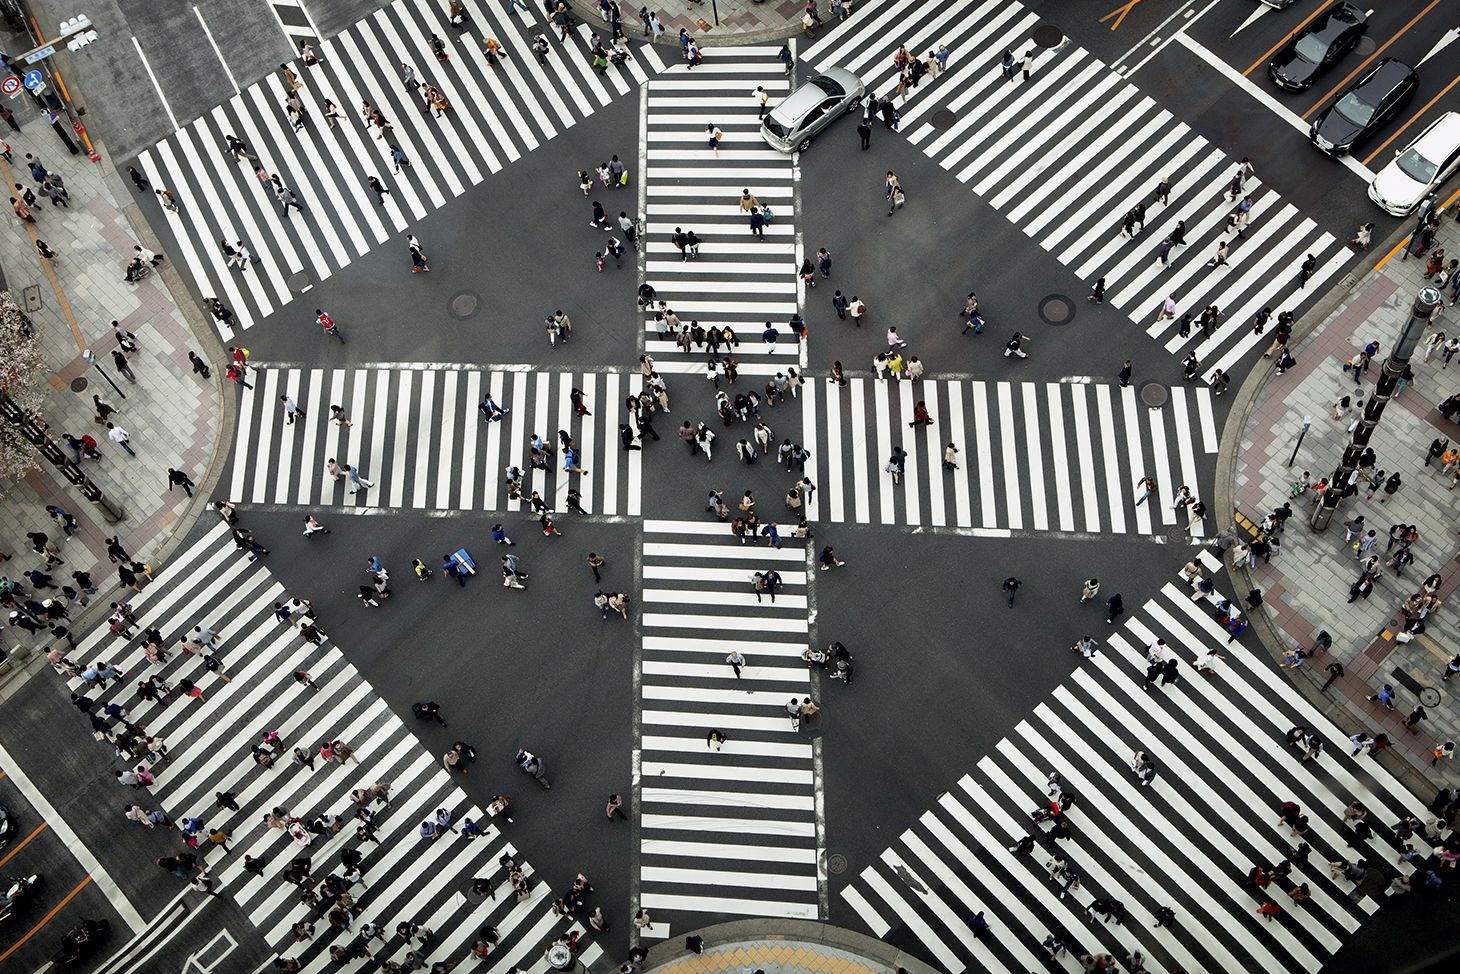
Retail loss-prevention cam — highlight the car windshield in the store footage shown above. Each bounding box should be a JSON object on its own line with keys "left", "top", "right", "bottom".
{"left": 810, "top": 75, "right": 845, "bottom": 98}
{"left": 1396, "top": 147, "right": 1438, "bottom": 183}
{"left": 762, "top": 117, "right": 788, "bottom": 138}
{"left": 1334, "top": 91, "right": 1377, "bottom": 125}
{"left": 1294, "top": 35, "right": 1330, "bottom": 62}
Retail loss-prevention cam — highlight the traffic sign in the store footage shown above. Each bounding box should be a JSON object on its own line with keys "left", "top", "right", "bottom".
{"left": 23, "top": 69, "right": 42, "bottom": 90}
{"left": 23, "top": 45, "right": 55, "bottom": 64}
{"left": 0, "top": 76, "right": 19, "bottom": 95}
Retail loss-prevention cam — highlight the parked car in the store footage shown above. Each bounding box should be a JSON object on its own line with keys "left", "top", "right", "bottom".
{"left": 1257, "top": 0, "right": 1298, "bottom": 8}
{"left": 760, "top": 67, "right": 865, "bottom": 153}
{"left": 0, "top": 803, "right": 10, "bottom": 851}
{"left": 1369, "top": 111, "right": 1460, "bottom": 215}
{"left": 1310, "top": 58, "right": 1418, "bottom": 156}
{"left": 1270, "top": 2, "right": 1367, "bottom": 91}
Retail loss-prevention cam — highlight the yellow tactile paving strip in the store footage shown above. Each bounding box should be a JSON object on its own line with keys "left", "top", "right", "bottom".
{"left": 649, "top": 941, "right": 894, "bottom": 974}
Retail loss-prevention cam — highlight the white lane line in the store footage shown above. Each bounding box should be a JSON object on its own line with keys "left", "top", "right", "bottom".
{"left": 0, "top": 741, "right": 148, "bottom": 933}
{"left": 193, "top": 5, "right": 239, "bottom": 94}
{"left": 132, "top": 35, "right": 180, "bottom": 131}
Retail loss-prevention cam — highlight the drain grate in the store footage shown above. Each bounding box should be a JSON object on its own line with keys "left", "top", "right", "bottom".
{"left": 828, "top": 853, "right": 847, "bottom": 875}
{"left": 449, "top": 290, "right": 480, "bottom": 320}
{"left": 1038, "top": 293, "right": 1075, "bottom": 326}
{"left": 1033, "top": 24, "right": 1064, "bottom": 49}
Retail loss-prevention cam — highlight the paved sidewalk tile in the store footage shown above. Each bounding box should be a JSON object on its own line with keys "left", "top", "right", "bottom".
{"left": 1, "top": 128, "right": 222, "bottom": 669}
{"left": 1234, "top": 206, "right": 1460, "bottom": 786}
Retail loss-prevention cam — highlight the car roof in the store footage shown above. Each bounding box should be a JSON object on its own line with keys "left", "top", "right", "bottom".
{"left": 767, "top": 69, "right": 859, "bottom": 126}
{"left": 1412, "top": 112, "right": 1460, "bottom": 155}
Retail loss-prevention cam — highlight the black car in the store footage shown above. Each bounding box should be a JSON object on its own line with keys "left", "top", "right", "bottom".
{"left": 1270, "top": 2, "right": 1367, "bottom": 91}
{"left": 1310, "top": 58, "right": 1418, "bottom": 155}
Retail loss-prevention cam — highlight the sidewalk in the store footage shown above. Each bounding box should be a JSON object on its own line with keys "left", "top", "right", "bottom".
{"left": 631, "top": 919, "right": 937, "bottom": 974}
{"left": 565, "top": 0, "right": 828, "bottom": 44}
{"left": 1229, "top": 203, "right": 1460, "bottom": 792}
{"left": 0, "top": 74, "right": 228, "bottom": 681}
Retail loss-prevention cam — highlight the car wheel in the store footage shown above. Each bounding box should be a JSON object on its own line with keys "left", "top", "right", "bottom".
{"left": 845, "top": 100, "right": 859, "bottom": 115}
{"left": 797, "top": 136, "right": 812, "bottom": 152}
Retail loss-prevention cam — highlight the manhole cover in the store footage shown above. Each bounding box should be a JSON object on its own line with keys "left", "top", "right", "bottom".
{"left": 1167, "top": 526, "right": 1187, "bottom": 545}
{"left": 449, "top": 290, "right": 480, "bottom": 320}
{"left": 828, "top": 854, "right": 847, "bottom": 875}
{"left": 1032, "top": 25, "right": 1064, "bottom": 48}
{"left": 1421, "top": 687, "right": 1442, "bottom": 708}
{"left": 930, "top": 109, "right": 957, "bottom": 130}
{"left": 69, "top": 376, "right": 88, "bottom": 392}
{"left": 1038, "top": 294, "right": 1075, "bottom": 326}
{"left": 1355, "top": 36, "right": 1376, "bottom": 56}
{"left": 1140, "top": 381, "right": 1168, "bottom": 408}
{"left": 287, "top": 270, "right": 312, "bottom": 293}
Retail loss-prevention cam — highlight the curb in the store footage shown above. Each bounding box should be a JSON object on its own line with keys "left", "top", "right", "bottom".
{"left": 619, "top": 919, "right": 941, "bottom": 974}
{"left": 1215, "top": 218, "right": 1437, "bottom": 804}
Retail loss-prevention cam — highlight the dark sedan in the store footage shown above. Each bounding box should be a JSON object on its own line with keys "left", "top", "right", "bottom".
{"left": 1270, "top": 2, "right": 1367, "bottom": 91}
{"left": 1310, "top": 58, "right": 1418, "bottom": 156}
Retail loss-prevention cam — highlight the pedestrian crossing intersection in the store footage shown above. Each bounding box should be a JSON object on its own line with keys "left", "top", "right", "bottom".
{"left": 66, "top": 522, "right": 605, "bottom": 972}
{"left": 803, "top": 378, "right": 1218, "bottom": 535}
{"left": 228, "top": 366, "right": 642, "bottom": 515}
{"left": 839, "top": 553, "right": 1427, "bottom": 974}
{"left": 637, "top": 520, "right": 821, "bottom": 927}
{"left": 803, "top": 0, "right": 1356, "bottom": 383}
{"left": 138, "top": 0, "right": 668, "bottom": 334}
{"left": 642, "top": 46, "right": 802, "bottom": 378}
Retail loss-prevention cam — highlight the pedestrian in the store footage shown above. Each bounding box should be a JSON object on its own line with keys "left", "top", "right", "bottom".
{"left": 1001, "top": 577, "right": 1021, "bottom": 606}
{"left": 1118, "top": 360, "right": 1132, "bottom": 387}
{"left": 167, "top": 468, "right": 196, "bottom": 496}
{"left": 1106, "top": 593, "right": 1124, "bottom": 625}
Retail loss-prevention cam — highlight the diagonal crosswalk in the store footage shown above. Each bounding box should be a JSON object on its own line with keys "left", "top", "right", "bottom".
{"left": 642, "top": 46, "right": 802, "bottom": 379}
{"left": 228, "top": 366, "right": 642, "bottom": 514}
{"left": 139, "top": 0, "right": 668, "bottom": 334}
{"left": 803, "top": 378, "right": 1218, "bottom": 534}
{"left": 839, "top": 552, "right": 1427, "bottom": 974}
{"left": 66, "top": 522, "right": 605, "bottom": 972}
{"left": 637, "top": 520, "right": 821, "bottom": 929}
{"left": 804, "top": 0, "right": 1356, "bottom": 383}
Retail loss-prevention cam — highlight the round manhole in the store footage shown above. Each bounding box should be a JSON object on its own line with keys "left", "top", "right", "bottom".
{"left": 69, "top": 376, "right": 88, "bottom": 392}
{"left": 1167, "top": 526, "right": 1188, "bottom": 545}
{"left": 930, "top": 109, "right": 957, "bottom": 131}
{"left": 1140, "top": 382, "right": 1168, "bottom": 408}
{"left": 1355, "top": 36, "right": 1376, "bottom": 56}
{"left": 1038, "top": 294, "right": 1075, "bottom": 326}
{"left": 1032, "top": 25, "right": 1064, "bottom": 49}
{"left": 828, "top": 853, "right": 847, "bottom": 875}
{"left": 1420, "top": 687, "right": 1442, "bottom": 708}
{"left": 449, "top": 290, "right": 480, "bottom": 320}
{"left": 287, "top": 270, "right": 312, "bottom": 294}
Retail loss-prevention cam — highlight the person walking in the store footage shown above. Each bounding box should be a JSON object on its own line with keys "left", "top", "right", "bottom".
{"left": 1001, "top": 577, "right": 1022, "bottom": 607}
{"left": 166, "top": 468, "right": 196, "bottom": 496}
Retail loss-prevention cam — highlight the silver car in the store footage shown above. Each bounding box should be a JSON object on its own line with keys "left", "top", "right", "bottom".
{"left": 760, "top": 67, "right": 866, "bottom": 153}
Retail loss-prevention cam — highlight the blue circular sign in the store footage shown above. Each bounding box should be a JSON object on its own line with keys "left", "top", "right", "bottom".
{"left": 23, "top": 70, "right": 42, "bottom": 90}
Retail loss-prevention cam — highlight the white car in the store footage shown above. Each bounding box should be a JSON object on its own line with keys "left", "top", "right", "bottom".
{"left": 1369, "top": 111, "right": 1460, "bottom": 216}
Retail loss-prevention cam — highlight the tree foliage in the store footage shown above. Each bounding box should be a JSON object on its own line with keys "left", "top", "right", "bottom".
{"left": 0, "top": 290, "right": 47, "bottom": 484}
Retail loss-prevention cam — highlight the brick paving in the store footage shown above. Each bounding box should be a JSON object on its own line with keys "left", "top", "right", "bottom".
{"left": 1, "top": 123, "right": 225, "bottom": 675}
{"left": 1233, "top": 204, "right": 1460, "bottom": 788}
{"left": 565, "top": 0, "right": 834, "bottom": 44}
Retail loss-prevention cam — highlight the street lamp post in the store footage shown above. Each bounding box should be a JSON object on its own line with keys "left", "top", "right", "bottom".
{"left": 82, "top": 348, "right": 126, "bottom": 399}
{"left": 1286, "top": 415, "right": 1312, "bottom": 467}
{"left": 1311, "top": 287, "right": 1441, "bottom": 530}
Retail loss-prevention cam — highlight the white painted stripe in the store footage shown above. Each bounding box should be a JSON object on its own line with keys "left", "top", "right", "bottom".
{"left": 641, "top": 787, "right": 815, "bottom": 811}
{"left": 389, "top": 370, "right": 413, "bottom": 508}
{"left": 1020, "top": 382, "right": 1047, "bottom": 531}
{"left": 461, "top": 370, "right": 480, "bottom": 510}
{"left": 997, "top": 381, "right": 1021, "bottom": 530}
{"left": 640, "top": 813, "right": 815, "bottom": 837}
{"left": 946, "top": 380, "right": 971, "bottom": 528}
{"left": 841, "top": 884, "right": 892, "bottom": 938}
{"left": 1044, "top": 383, "right": 1073, "bottom": 532}
{"left": 637, "top": 892, "right": 816, "bottom": 917}
{"left": 641, "top": 865, "right": 817, "bottom": 891}
{"left": 415, "top": 369, "right": 435, "bottom": 509}
{"left": 922, "top": 381, "right": 944, "bottom": 526}
{"left": 1094, "top": 383, "right": 1126, "bottom": 533}
{"left": 803, "top": 373, "right": 820, "bottom": 522}
{"left": 850, "top": 378, "right": 871, "bottom": 523}
{"left": 1196, "top": 386, "right": 1218, "bottom": 453}
{"left": 971, "top": 380, "right": 995, "bottom": 528}
{"left": 1120, "top": 385, "right": 1150, "bottom": 533}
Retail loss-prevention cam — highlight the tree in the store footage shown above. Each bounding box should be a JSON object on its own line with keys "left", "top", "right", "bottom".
{"left": 0, "top": 290, "right": 47, "bottom": 485}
